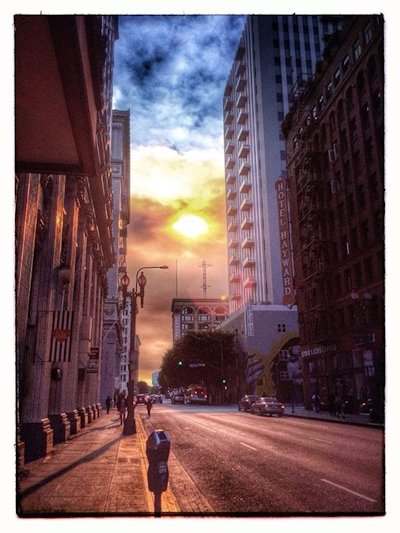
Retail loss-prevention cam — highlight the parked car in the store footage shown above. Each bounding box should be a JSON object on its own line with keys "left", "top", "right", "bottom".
{"left": 171, "top": 392, "right": 185, "bottom": 404}
{"left": 238, "top": 395, "right": 258, "bottom": 412}
{"left": 359, "top": 398, "right": 373, "bottom": 414}
{"left": 250, "top": 397, "right": 285, "bottom": 417}
{"left": 151, "top": 394, "right": 163, "bottom": 404}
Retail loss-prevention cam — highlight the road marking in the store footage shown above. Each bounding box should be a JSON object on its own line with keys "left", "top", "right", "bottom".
{"left": 321, "top": 478, "right": 377, "bottom": 502}
{"left": 177, "top": 416, "right": 217, "bottom": 433}
{"left": 240, "top": 442, "right": 257, "bottom": 451}
{"left": 309, "top": 436, "right": 334, "bottom": 444}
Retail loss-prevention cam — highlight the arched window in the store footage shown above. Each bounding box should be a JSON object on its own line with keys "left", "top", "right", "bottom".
{"left": 197, "top": 307, "right": 211, "bottom": 322}
{"left": 356, "top": 71, "right": 365, "bottom": 96}
{"left": 320, "top": 123, "right": 327, "bottom": 147}
{"left": 313, "top": 133, "right": 319, "bottom": 152}
{"left": 346, "top": 86, "right": 354, "bottom": 112}
{"left": 337, "top": 99, "right": 345, "bottom": 123}
{"left": 329, "top": 111, "right": 336, "bottom": 136}
{"left": 367, "top": 55, "right": 377, "bottom": 81}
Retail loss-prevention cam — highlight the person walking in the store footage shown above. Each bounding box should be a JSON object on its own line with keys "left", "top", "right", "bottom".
{"left": 118, "top": 392, "right": 127, "bottom": 425}
{"left": 312, "top": 392, "right": 321, "bottom": 413}
{"left": 105, "top": 395, "right": 111, "bottom": 414}
{"left": 146, "top": 398, "right": 153, "bottom": 418}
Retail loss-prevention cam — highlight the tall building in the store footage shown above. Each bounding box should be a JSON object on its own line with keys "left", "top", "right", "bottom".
{"left": 15, "top": 15, "right": 119, "bottom": 462}
{"left": 282, "top": 16, "right": 384, "bottom": 415}
{"left": 101, "top": 110, "right": 131, "bottom": 402}
{"left": 171, "top": 298, "right": 229, "bottom": 344}
{"left": 223, "top": 15, "right": 340, "bottom": 313}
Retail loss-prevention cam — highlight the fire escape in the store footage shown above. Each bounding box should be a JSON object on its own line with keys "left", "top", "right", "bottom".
{"left": 289, "top": 74, "right": 335, "bottom": 345}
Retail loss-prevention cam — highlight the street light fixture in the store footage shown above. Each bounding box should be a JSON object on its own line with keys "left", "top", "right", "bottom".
{"left": 120, "top": 265, "right": 168, "bottom": 435}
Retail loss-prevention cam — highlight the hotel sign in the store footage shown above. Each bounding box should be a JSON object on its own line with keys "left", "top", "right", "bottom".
{"left": 275, "top": 178, "right": 295, "bottom": 306}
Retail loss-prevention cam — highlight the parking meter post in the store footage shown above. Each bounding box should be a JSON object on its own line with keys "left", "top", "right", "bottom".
{"left": 154, "top": 492, "right": 161, "bottom": 516}
{"left": 146, "top": 430, "right": 171, "bottom": 516}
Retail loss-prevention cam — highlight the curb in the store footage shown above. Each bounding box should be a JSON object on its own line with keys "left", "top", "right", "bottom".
{"left": 283, "top": 410, "right": 384, "bottom": 429}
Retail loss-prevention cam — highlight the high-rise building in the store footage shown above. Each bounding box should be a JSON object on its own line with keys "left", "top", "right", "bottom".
{"left": 282, "top": 15, "right": 384, "bottom": 416}
{"left": 101, "top": 109, "right": 131, "bottom": 402}
{"left": 223, "top": 15, "right": 340, "bottom": 313}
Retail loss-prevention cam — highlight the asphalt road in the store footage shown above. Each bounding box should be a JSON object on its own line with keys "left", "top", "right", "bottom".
{"left": 138, "top": 401, "right": 384, "bottom": 516}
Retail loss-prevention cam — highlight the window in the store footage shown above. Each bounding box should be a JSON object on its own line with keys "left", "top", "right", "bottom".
{"left": 277, "top": 324, "right": 286, "bottom": 333}
{"left": 280, "top": 371, "right": 290, "bottom": 381}
{"left": 364, "top": 256, "right": 374, "bottom": 283}
{"left": 364, "top": 22, "right": 372, "bottom": 45}
{"left": 361, "top": 220, "right": 369, "bottom": 246}
{"left": 353, "top": 40, "right": 362, "bottom": 61}
{"left": 342, "top": 53, "right": 350, "bottom": 73}
{"left": 350, "top": 229, "right": 359, "bottom": 253}
{"left": 357, "top": 185, "right": 366, "bottom": 209}
{"left": 346, "top": 87, "right": 353, "bottom": 112}
{"left": 361, "top": 102, "right": 370, "bottom": 128}
{"left": 367, "top": 56, "right": 377, "bottom": 80}
{"left": 318, "top": 93, "right": 324, "bottom": 111}
{"left": 340, "top": 129, "right": 348, "bottom": 154}
{"left": 334, "top": 67, "right": 341, "bottom": 86}
{"left": 326, "top": 81, "right": 334, "bottom": 99}
{"left": 356, "top": 71, "right": 365, "bottom": 95}
{"left": 350, "top": 118, "right": 358, "bottom": 144}
{"left": 347, "top": 194, "right": 355, "bottom": 216}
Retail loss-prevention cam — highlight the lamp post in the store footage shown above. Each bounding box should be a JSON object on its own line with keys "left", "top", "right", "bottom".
{"left": 120, "top": 265, "right": 168, "bottom": 435}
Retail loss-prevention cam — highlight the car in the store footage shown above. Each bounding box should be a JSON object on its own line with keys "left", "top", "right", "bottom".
{"left": 359, "top": 398, "right": 373, "bottom": 414}
{"left": 238, "top": 394, "right": 258, "bottom": 411}
{"left": 250, "top": 396, "right": 285, "bottom": 417}
{"left": 135, "top": 394, "right": 149, "bottom": 405}
{"left": 171, "top": 392, "right": 185, "bottom": 404}
{"left": 151, "top": 394, "right": 163, "bottom": 404}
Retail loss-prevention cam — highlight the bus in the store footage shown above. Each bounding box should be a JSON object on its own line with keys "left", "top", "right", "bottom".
{"left": 185, "top": 384, "right": 208, "bottom": 404}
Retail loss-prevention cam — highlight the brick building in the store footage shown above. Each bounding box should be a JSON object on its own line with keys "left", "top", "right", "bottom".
{"left": 282, "top": 16, "right": 384, "bottom": 416}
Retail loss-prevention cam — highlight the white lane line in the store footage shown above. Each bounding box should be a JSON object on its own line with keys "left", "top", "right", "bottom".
{"left": 177, "top": 416, "right": 217, "bottom": 433}
{"left": 240, "top": 442, "right": 257, "bottom": 451}
{"left": 321, "top": 478, "right": 377, "bottom": 502}
{"left": 309, "top": 436, "right": 334, "bottom": 444}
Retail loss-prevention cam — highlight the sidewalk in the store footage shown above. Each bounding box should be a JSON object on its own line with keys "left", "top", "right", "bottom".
{"left": 16, "top": 403, "right": 383, "bottom": 517}
{"left": 283, "top": 403, "right": 384, "bottom": 428}
{"left": 17, "top": 409, "right": 180, "bottom": 517}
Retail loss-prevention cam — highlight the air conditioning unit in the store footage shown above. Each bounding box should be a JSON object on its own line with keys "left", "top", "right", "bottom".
{"left": 330, "top": 180, "right": 339, "bottom": 193}
{"left": 328, "top": 144, "right": 338, "bottom": 163}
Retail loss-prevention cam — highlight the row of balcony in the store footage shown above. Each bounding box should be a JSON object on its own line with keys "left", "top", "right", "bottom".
{"left": 229, "top": 253, "right": 256, "bottom": 267}
{"left": 229, "top": 272, "right": 256, "bottom": 288}
{"left": 224, "top": 93, "right": 248, "bottom": 112}
{"left": 225, "top": 177, "right": 252, "bottom": 194}
{"left": 224, "top": 125, "right": 249, "bottom": 142}
{"left": 227, "top": 215, "right": 253, "bottom": 233}
{"left": 225, "top": 159, "right": 251, "bottom": 176}
{"left": 226, "top": 196, "right": 253, "bottom": 216}
{"left": 224, "top": 141, "right": 250, "bottom": 158}
{"left": 224, "top": 109, "right": 248, "bottom": 127}
{"left": 228, "top": 236, "right": 255, "bottom": 249}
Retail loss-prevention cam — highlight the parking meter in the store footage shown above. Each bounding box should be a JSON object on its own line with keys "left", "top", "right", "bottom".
{"left": 146, "top": 430, "right": 170, "bottom": 494}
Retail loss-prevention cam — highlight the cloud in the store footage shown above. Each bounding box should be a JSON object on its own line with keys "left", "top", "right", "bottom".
{"left": 113, "top": 15, "right": 246, "bottom": 151}
{"left": 111, "top": 15, "right": 246, "bottom": 383}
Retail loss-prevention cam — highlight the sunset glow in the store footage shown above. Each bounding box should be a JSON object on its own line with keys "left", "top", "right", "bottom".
{"left": 172, "top": 214, "right": 209, "bottom": 239}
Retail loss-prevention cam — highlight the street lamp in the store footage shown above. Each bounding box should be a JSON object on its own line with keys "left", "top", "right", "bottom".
{"left": 120, "top": 265, "right": 168, "bottom": 435}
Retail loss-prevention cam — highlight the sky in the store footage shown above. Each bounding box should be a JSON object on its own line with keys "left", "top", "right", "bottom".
{"left": 112, "top": 15, "right": 247, "bottom": 383}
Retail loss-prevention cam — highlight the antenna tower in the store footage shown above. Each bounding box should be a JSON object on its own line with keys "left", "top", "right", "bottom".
{"left": 199, "top": 259, "right": 212, "bottom": 297}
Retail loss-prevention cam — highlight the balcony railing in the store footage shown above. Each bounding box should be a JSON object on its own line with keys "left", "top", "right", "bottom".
{"left": 236, "top": 94, "right": 247, "bottom": 108}
{"left": 225, "top": 141, "right": 234, "bottom": 154}
{"left": 243, "top": 276, "right": 256, "bottom": 288}
{"left": 239, "top": 161, "right": 251, "bottom": 176}
{"left": 239, "top": 177, "right": 251, "bottom": 193}
{"left": 240, "top": 216, "right": 253, "bottom": 230}
{"left": 240, "top": 197, "right": 253, "bottom": 211}
{"left": 241, "top": 237, "right": 255, "bottom": 248}
{"left": 238, "top": 143, "right": 250, "bottom": 158}
{"left": 225, "top": 157, "right": 235, "bottom": 170}
{"left": 242, "top": 255, "right": 255, "bottom": 268}
{"left": 226, "top": 172, "right": 236, "bottom": 184}
{"left": 228, "top": 238, "right": 239, "bottom": 248}
{"left": 238, "top": 126, "right": 249, "bottom": 142}
{"left": 226, "top": 187, "right": 237, "bottom": 200}
{"left": 237, "top": 110, "right": 248, "bottom": 125}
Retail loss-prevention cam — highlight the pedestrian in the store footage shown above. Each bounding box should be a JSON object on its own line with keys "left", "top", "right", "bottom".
{"left": 328, "top": 392, "right": 335, "bottom": 416}
{"left": 105, "top": 395, "right": 111, "bottom": 414}
{"left": 146, "top": 398, "right": 153, "bottom": 418}
{"left": 335, "top": 395, "right": 345, "bottom": 419}
{"left": 118, "top": 392, "right": 126, "bottom": 425}
{"left": 312, "top": 392, "right": 321, "bottom": 413}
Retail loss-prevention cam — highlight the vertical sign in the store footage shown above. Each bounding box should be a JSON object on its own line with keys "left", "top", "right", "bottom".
{"left": 275, "top": 178, "right": 295, "bottom": 306}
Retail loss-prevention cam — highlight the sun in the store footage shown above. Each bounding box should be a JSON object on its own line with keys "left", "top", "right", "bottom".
{"left": 172, "top": 214, "right": 209, "bottom": 239}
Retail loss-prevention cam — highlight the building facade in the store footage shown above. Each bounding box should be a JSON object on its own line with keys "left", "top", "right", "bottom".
{"left": 101, "top": 110, "right": 131, "bottom": 403}
{"left": 15, "top": 15, "right": 119, "bottom": 461}
{"left": 171, "top": 298, "right": 229, "bottom": 344}
{"left": 282, "top": 16, "right": 384, "bottom": 415}
{"left": 223, "top": 15, "right": 340, "bottom": 313}
{"left": 220, "top": 304, "right": 300, "bottom": 401}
